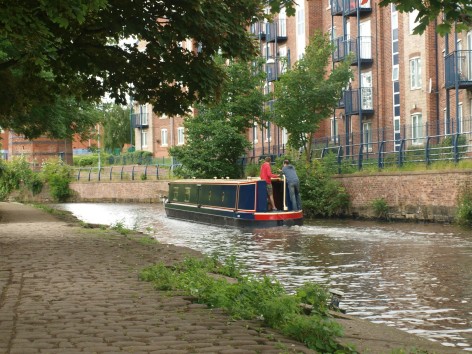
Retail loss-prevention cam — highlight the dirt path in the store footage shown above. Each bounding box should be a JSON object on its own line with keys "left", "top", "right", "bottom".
{"left": 0, "top": 202, "right": 461, "bottom": 353}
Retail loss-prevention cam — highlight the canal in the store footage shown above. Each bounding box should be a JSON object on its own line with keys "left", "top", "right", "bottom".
{"left": 54, "top": 202, "right": 472, "bottom": 351}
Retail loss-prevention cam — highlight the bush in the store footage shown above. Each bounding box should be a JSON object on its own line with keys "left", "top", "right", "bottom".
{"left": 456, "top": 184, "right": 472, "bottom": 227}
{"left": 40, "top": 158, "right": 72, "bottom": 202}
{"left": 371, "top": 198, "right": 389, "bottom": 220}
{"left": 244, "top": 163, "right": 260, "bottom": 177}
{"left": 0, "top": 157, "right": 44, "bottom": 200}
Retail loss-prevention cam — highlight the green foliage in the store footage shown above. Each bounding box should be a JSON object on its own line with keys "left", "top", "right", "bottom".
{"left": 244, "top": 163, "right": 261, "bottom": 177}
{"left": 73, "top": 150, "right": 154, "bottom": 166}
{"left": 272, "top": 31, "right": 352, "bottom": 163}
{"left": 170, "top": 57, "right": 265, "bottom": 179}
{"left": 40, "top": 158, "right": 72, "bottom": 202}
{"left": 294, "top": 159, "right": 350, "bottom": 218}
{"left": 0, "top": 157, "right": 44, "bottom": 200}
{"left": 371, "top": 198, "right": 389, "bottom": 220}
{"left": 455, "top": 184, "right": 472, "bottom": 227}
{"left": 0, "top": 0, "right": 294, "bottom": 138}
{"left": 139, "top": 256, "right": 353, "bottom": 353}
{"left": 379, "top": 0, "right": 472, "bottom": 35}
{"left": 111, "top": 220, "right": 131, "bottom": 236}
{"left": 101, "top": 103, "right": 131, "bottom": 151}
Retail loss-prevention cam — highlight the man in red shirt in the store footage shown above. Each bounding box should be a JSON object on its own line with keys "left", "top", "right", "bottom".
{"left": 260, "top": 156, "right": 279, "bottom": 211}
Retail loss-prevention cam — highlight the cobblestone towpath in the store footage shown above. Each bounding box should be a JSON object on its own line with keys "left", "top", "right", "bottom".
{"left": 0, "top": 202, "right": 460, "bottom": 354}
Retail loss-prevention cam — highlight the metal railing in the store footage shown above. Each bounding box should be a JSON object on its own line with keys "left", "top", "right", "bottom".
{"left": 72, "top": 164, "right": 182, "bottom": 182}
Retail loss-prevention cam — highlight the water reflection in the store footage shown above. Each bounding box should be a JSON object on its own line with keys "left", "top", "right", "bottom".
{"left": 54, "top": 203, "right": 472, "bottom": 351}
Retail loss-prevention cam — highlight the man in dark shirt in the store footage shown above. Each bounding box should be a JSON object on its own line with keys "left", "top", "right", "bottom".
{"left": 281, "top": 159, "right": 302, "bottom": 211}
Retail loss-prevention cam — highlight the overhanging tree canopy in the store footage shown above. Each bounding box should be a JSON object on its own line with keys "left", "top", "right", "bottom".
{"left": 0, "top": 0, "right": 295, "bottom": 138}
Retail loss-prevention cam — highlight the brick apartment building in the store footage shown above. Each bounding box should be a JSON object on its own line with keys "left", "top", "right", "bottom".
{"left": 132, "top": 0, "right": 472, "bottom": 162}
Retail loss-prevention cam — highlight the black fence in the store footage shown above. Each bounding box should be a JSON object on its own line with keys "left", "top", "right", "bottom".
{"left": 71, "top": 164, "right": 181, "bottom": 182}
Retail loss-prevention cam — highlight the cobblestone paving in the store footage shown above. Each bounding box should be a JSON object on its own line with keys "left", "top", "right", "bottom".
{"left": 0, "top": 203, "right": 313, "bottom": 354}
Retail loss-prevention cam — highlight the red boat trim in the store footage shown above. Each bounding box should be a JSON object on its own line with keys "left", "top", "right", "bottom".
{"left": 254, "top": 211, "right": 303, "bottom": 220}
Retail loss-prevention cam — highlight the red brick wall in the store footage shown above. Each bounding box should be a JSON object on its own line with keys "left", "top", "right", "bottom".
{"left": 335, "top": 170, "right": 471, "bottom": 221}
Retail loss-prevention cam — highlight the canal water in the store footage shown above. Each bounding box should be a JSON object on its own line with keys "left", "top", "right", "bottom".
{"left": 54, "top": 202, "right": 472, "bottom": 351}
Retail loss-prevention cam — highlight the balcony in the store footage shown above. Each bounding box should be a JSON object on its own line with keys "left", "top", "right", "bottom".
{"left": 343, "top": 88, "right": 374, "bottom": 116}
{"left": 348, "top": 36, "right": 373, "bottom": 66}
{"left": 343, "top": 0, "right": 372, "bottom": 17}
{"left": 333, "top": 36, "right": 348, "bottom": 62}
{"left": 445, "top": 50, "right": 472, "bottom": 90}
{"left": 265, "top": 19, "right": 287, "bottom": 43}
{"left": 132, "top": 113, "right": 149, "bottom": 128}
{"left": 331, "top": 0, "right": 343, "bottom": 16}
{"left": 250, "top": 21, "right": 266, "bottom": 40}
{"left": 265, "top": 54, "right": 290, "bottom": 82}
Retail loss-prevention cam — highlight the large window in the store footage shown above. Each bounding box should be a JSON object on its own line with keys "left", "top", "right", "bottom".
{"left": 282, "top": 128, "right": 288, "bottom": 145}
{"left": 409, "top": 57, "right": 422, "bottom": 89}
{"left": 411, "top": 113, "right": 423, "bottom": 144}
{"left": 177, "top": 127, "right": 185, "bottom": 145}
{"left": 409, "top": 10, "right": 420, "bottom": 34}
{"left": 161, "top": 129, "right": 168, "bottom": 147}
{"left": 363, "top": 122, "right": 372, "bottom": 152}
{"left": 141, "top": 130, "right": 148, "bottom": 147}
{"left": 330, "top": 117, "right": 338, "bottom": 142}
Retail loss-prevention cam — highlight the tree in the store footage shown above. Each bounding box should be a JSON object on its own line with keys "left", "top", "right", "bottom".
{"left": 170, "top": 58, "right": 266, "bottom": 178}
{"left": 101, "top": 104, "right": 131, "bottom": 152}
{"left": 380, "top": 0, "right": 472, "bottom": 35}
{"left": 271, "top": 31, "right": 352, "bottom": 163}
{"left": 0, "top": 0, "right": 295, "bottom": 139}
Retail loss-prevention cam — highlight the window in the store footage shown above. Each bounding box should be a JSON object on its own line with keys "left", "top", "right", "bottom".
{"left": 279, "top": 46, "right": 288, "bottom": 73}
{"left": 410, "top": 57, "right": 422, "bottom": 89}
{"left": 161, "top": 129, "right": 168, "bottom": 146}
{"left": 296, "top": 3, "right": 305, "bottom": 59}
{"left": 444, "top": 109, "right": 450, "bottom": 135}
{"left": 409, "top": 10, "right": 420, "bottom": 34}
{"left": 411, "top": 113, "right": 423, "bottom": 144}
{"left": 139, "top": 105, "right": 148, "bottom": 125}
{"left": 363, "top": 122, "right": 372, "bottom": 152}
{"left": 330, "top": 117, "right": 338, "bottom": 142}
{"left": 253, "top": 122, "right": 259, "bottom": 144}
{"left": 392, "top": 65, "right": 399, "bottom": 81}
{"left": 141, "top": 130, "right": 148, "bottom": 147}
{"left": 278, "top": 8, "right": 286, "bottom": 37}
{"left": 458, "top": 103, "right": 463, "bottom": 134}
{"left": 177, "top": 127, "right": 185, "bottom": 145}
{"left": 282, "top": 128, "right": 288, "bottom": 145}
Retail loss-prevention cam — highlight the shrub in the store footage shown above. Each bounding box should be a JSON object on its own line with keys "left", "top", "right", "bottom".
{"left": 40, "top": 158, "right": 72, "bottom": 202}
{"left": 244, "top": 163, "right": 260, "bottom": 177}
{"left": 371, "top": 198, "right": 389, "bottom": 220}
{"left": 456, "top": 184, "right": 472, "bottom": 227}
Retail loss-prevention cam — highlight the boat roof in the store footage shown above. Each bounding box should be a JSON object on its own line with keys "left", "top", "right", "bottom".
{"left": 168, "top": 177, "right": 266, "bottom": 185}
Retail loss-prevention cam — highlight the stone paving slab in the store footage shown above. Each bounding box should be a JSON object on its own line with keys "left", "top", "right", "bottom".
{"left": 0, "top": 202, "right": 463, "bottom": 353}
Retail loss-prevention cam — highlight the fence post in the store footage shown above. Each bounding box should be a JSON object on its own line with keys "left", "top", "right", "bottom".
{"left": 77, "top": 168, "right": 81, "bottom": 181}
{"left": 378, "top": 141, "right": 384, "bottom": 169}
{"left": 337, "top": 146, "right": 342, "bottom": 174}
{"left": 425, "top": 136, "right": 431, "bottom": 165}
{"left": 132, "top": 166, "right": 135, "bottom": 180}
{"left": 120, "top": 166, "right": 124, "bottom": 180}
{"left": 88, "top": 167, "right": 92, "bottom": 181}
{"left": 357, "top": 143, "right": 363, "bottom": 170}
{"left": 453, "top": 132, "right": 459, "bottom": 163}
{"left": 144, "top": 165, "right": 148, "bottom": 179}
{"left": 398, "top": 139, "right": 405, "bottom": 167}
{"left": 156, "top": 165, "right": 159, "bottom": 180}
{"left": 98, "top": 167, "right": 101, "bottom": 181}
{"left": 110, "top": 166, "right": 113, "bottom": 181}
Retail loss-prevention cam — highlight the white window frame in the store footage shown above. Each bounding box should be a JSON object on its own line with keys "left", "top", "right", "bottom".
{"left": 409, "top": 57, "right": 422, "bottom": 90}
{"left": 363, "top": 122, "right": 372, "bottom": 152}
{"left": 282, "top": 127, "right": 288, "bottom": 145}
{"left": 409, "top": 10, "right": 420, "bottom": 34}
{"left": 177, "top": 127, "right": 185, "bottom": 145}
{"left": 411, "top": 113, "right": 423, "bottom": 144}
{"left": 161, "top": 129, "right": 168, "bottom": 147}
{"left": 330, "top": 117, "right": 338, "bottom": 142}
{"left": 253, "top": 122, "right": 259, "bottom": 144}
{"left": 141, "top": 130, "right": 148, "bottom": 147}
{"left": 392, "top": 65, "right": 399, "bottom": 81}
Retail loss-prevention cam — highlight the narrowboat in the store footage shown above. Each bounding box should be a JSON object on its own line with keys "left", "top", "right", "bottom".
{"left": 164, "top": 177, "right": 303, "bottom": 228}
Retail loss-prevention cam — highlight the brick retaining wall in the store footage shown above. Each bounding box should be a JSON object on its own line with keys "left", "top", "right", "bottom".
{"left": 17, "top": 170, "right": 470, "bottom": 222}
{"left": 334, "top": 170, "right": 472, "bottom": 222}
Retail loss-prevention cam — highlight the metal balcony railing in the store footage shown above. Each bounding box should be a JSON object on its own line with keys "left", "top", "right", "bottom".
{"left": 342, "top": 0, "right": 372, "bottom": 16}
{"left": 250, "top": 21, "right": 266, "bottom": 40}
{"left": 445, "top": 50, "right": 472, "bottom": 90}
{"left": 333, "top": 36, "right": 348, "bottom": 62}
{"left": 343, "top": 88, "right": 374, "bottom": 115}
{"left": 265, "top": 55, "right": 290, "bottom": 82}
{"left": 132, "top": 113, "right": 149, "bottom": 128}
{"left": 266, "top": 19, "right": 287, "bottom": 43}
{"left": 348, "top": 36, "right": 373, "bottom": 65}
{"left": 331, "top": 0, "right": 343, "bottom": 16}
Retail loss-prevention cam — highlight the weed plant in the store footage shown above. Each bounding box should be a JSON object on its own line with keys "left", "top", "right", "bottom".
{"left": 456, "top": 184, "right": 472, "bottom": 227}
{"left": 371, "top": 198, "right": 389, "bottom": 220}
{"left": 139, "top": 256, "right": 355, "bottom": 353}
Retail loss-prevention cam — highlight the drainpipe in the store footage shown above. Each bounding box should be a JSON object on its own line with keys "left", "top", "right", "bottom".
{"left": 445, "top": 28, "right": 450, "bottom": 135}
{"left": 434, "top": 20, "right": 440, "bottom": 142}
{"left": 454, "top": 24, "right": 459, "bottom": 134}
{"left": 357, "top": 0, "right": 363, "bottom": 170}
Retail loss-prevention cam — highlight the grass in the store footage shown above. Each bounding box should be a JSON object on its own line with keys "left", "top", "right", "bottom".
{"left": 139, "top": 256, "right": 356, "bottom": 353}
